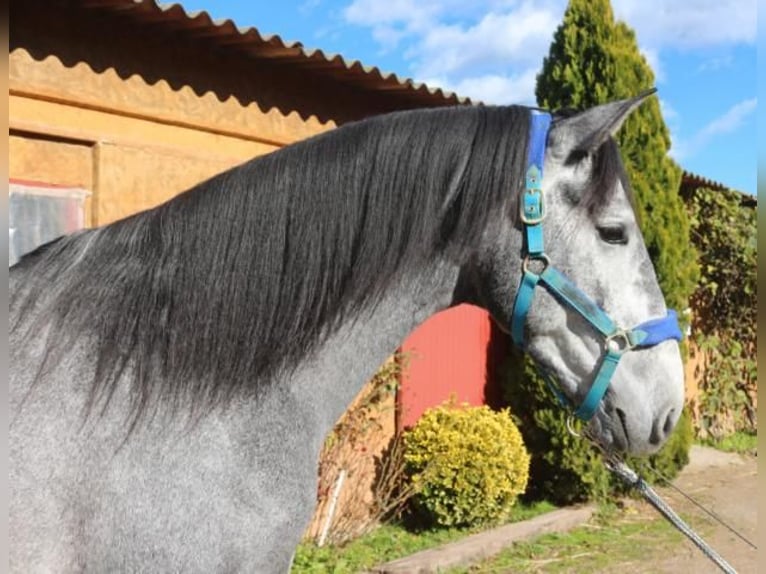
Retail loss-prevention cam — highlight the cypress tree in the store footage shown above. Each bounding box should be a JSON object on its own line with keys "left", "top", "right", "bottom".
{"left": 536, "top": 0, "right": 698, "bottom": 311}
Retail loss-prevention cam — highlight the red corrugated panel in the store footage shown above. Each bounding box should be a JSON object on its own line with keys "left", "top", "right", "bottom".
{"left": 397, "top": 304, "right": 506, "bottom": 430}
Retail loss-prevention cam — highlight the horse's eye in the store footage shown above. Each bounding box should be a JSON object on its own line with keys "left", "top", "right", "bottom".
{"left": 597, "top": 225, "right": 628, "bottom": 245}
{"left": 566, "top": 149, "right": 590, "bottom": 165}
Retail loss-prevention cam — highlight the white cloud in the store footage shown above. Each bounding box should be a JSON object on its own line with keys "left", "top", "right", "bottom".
{"left": 659, "top": 99, "right": 681, "bottom": 157}
{"left": 611, "top": 0, "right": 755, "bottom": 84}
{"left": 341, "top": 0, "right": 755, "bottom": 104}
{"left": 343, "top": 0, "right": 458, "bottom": 35}
{"left": 342, "top": 0, "right": 562, "bottom": 103}
{"left": 371, "top": 25, "right": 408, "bottom": 51}
{"left": 612, "top": 0, "right": 756, "bottom": 50}
{"left": 299, "top": 0, "right": 322, "bottom": 14}
{"left": 699, "top": 98, "right": 757, "bottom": 138}
{"left": 671, "top": 98, "right": 757, "bottom": 160}
{"left": 432, "top": 68, "right": 540, "bottom": 105}
{"left": 412, "top": 6, "right": 560, "bottom": 78}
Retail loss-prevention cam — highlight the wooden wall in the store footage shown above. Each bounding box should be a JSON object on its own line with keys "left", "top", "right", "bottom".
{"left": 9, "top": 48, "right": 335, "bottom": 226}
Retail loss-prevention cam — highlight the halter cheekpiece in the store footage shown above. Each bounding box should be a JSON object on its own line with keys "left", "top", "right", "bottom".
{"left": 510, "top": 110, "right": 683, "bottom": 421}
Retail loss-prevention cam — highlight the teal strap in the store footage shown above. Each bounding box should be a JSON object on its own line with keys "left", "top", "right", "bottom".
{"left": 539, "top": 266, "right": 617, "bottom": 337}
{"left": 525, "top": 220, "right": 545, "bottom": 256}
{"left": 525, "top": 165, "right": 543, "bottom": 193}
{"left": 574, "top": 349, "right": 622, "bottom": 420}
{"left": 628, "top": 329, "right": 648, "bottom": 347}
{"left": 523, "top": 167, "right": 545, "bottom": 255}
{"left": 512, "top": 262, "right": 623, "bottom": 421}
{"left": 511, "top": 271, "right": 540, "bottom": 345}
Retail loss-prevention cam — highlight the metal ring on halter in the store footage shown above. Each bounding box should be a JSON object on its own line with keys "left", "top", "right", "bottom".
{"left": 605, "top": 330, "right": 635, "bottom": 355}
{"left": 566, "top": 414, "right": 580, "bottom": 437}
{"left": 522, "top": 253, "right": 550, "bottom": 275}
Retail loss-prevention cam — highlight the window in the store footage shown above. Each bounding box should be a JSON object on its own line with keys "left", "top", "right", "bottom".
{"left": 9, "top": 181, "right": 89, "bottom": 266}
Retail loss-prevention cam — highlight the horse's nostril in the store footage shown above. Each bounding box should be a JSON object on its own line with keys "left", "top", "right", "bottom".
{"left": 650, "top": 408, "right": 677, "bottom": 446}
{"left": 663, "top": 408, "right": 676, "bottom": 435}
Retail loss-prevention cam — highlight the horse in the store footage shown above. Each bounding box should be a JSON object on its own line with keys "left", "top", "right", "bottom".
{"left": 10, "top": 92, "right": 685, "bottom": 572}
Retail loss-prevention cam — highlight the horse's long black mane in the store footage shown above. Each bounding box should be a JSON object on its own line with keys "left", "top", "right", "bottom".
{"left": 11, "top": 106, "right": 531, "bottom": 418}
{"left": 10, "top": 104, "right": 627, "bottom": 421}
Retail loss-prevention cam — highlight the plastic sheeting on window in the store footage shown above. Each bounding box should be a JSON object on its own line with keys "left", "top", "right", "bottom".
{"left": 9, "top": 182, "right": 90, "bottom": 267}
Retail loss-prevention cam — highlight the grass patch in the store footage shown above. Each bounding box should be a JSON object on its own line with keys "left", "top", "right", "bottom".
{"left": 447, "top": 502, "right": 713, "bottom": 573}
{"left": 290, "top": 500, "right": 556, "bottom": 573}
{"left": 699, "top": 431, "right": 757, "bottom": 455}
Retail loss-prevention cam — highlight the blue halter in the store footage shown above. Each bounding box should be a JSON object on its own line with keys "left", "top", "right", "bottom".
{"left": 511, "top": 110, "right": 683, "bottom": 421}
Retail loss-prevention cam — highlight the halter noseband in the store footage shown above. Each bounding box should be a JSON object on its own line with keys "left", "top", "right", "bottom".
{"left": 510, "top": 110, "right": 683, "bottom": 421}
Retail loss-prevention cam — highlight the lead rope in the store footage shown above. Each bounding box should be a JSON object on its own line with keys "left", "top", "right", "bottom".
{"left": 579, "top": 427, "right": 745, "bottom": 574}
{"left": 637, "top": 463, "right": 757, "bottom": 551}
{"left": 604, "top": 456, "right": 737, "bottom": 574}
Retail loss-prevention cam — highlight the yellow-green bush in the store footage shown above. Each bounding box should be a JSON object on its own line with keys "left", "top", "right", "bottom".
{"left": 403, "top": 403, "right": 530, "bottom": 528}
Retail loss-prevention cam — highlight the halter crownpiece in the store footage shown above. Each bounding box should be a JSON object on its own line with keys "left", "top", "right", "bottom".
{"left": 511, "top": 110, "right": 683, "bottom": 421}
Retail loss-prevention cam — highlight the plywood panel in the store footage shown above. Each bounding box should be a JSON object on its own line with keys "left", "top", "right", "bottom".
{"left": 10, "top": 94, "right": 279, "bottom": 163}
{"left": 9, "top": 134, "right": 93, "bottom": 189}
{"left": 94, "top": 142, "right": 246, "bottom": 226}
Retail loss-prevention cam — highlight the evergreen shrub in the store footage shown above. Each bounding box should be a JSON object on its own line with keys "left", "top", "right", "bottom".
{"left": 403, "top": 402, "right": 530, "bottom": 528}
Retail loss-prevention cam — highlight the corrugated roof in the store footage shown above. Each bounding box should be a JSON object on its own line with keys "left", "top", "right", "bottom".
{"left": 77, "top": 0, "right": 471, "bottom": 107}
{"left": 681, "top": 171, "right": 729, "bottom": 192}
{"left": 681, "top": 171, "right": 756, "bottom": 207}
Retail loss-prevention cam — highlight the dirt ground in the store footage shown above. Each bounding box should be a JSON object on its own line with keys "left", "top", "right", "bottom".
{"left": 615, "top": 445, "right": 757, "bottom": 573}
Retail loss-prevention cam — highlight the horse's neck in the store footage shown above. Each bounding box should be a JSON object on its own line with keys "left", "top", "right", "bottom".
{"left": 287, "top": 257, "right": 462, "bottom": 435}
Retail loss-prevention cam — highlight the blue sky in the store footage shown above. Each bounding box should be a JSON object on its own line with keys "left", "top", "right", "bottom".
{"left": 177, "top": 0, "right": 757, "bottom": 194}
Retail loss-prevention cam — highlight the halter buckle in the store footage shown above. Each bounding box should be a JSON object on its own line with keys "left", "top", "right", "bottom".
{"left": 520, "top": 188, "right": 545, "bottom": 225}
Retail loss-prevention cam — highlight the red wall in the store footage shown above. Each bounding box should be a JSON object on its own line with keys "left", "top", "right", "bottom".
{"left": 397, "top": 304, "right": 507, "bottom": 430}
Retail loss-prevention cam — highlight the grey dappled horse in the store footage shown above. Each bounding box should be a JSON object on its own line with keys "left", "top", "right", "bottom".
{"left": 10, "top": 94, "right": 684, "bottom": 572}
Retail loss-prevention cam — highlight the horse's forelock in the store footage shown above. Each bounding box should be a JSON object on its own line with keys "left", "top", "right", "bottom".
{"left": 586, "top": 137, "right": 637, "bottom": 217}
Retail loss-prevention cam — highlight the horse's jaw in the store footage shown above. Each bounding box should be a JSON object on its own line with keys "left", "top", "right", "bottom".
{"left": 587, "top": 341, "right": 685, "bottom": 456}
{"left": 524, "top": 322, "right": 685, "bottom": 456}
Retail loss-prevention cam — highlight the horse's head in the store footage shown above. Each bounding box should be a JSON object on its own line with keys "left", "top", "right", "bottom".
{"left": 465, "top": 93, "right": 684, "bottom": 455}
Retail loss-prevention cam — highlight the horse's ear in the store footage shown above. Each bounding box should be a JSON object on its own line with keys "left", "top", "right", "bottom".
{"left": 548, "top": 89, "right": 656, "bottom": 155}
